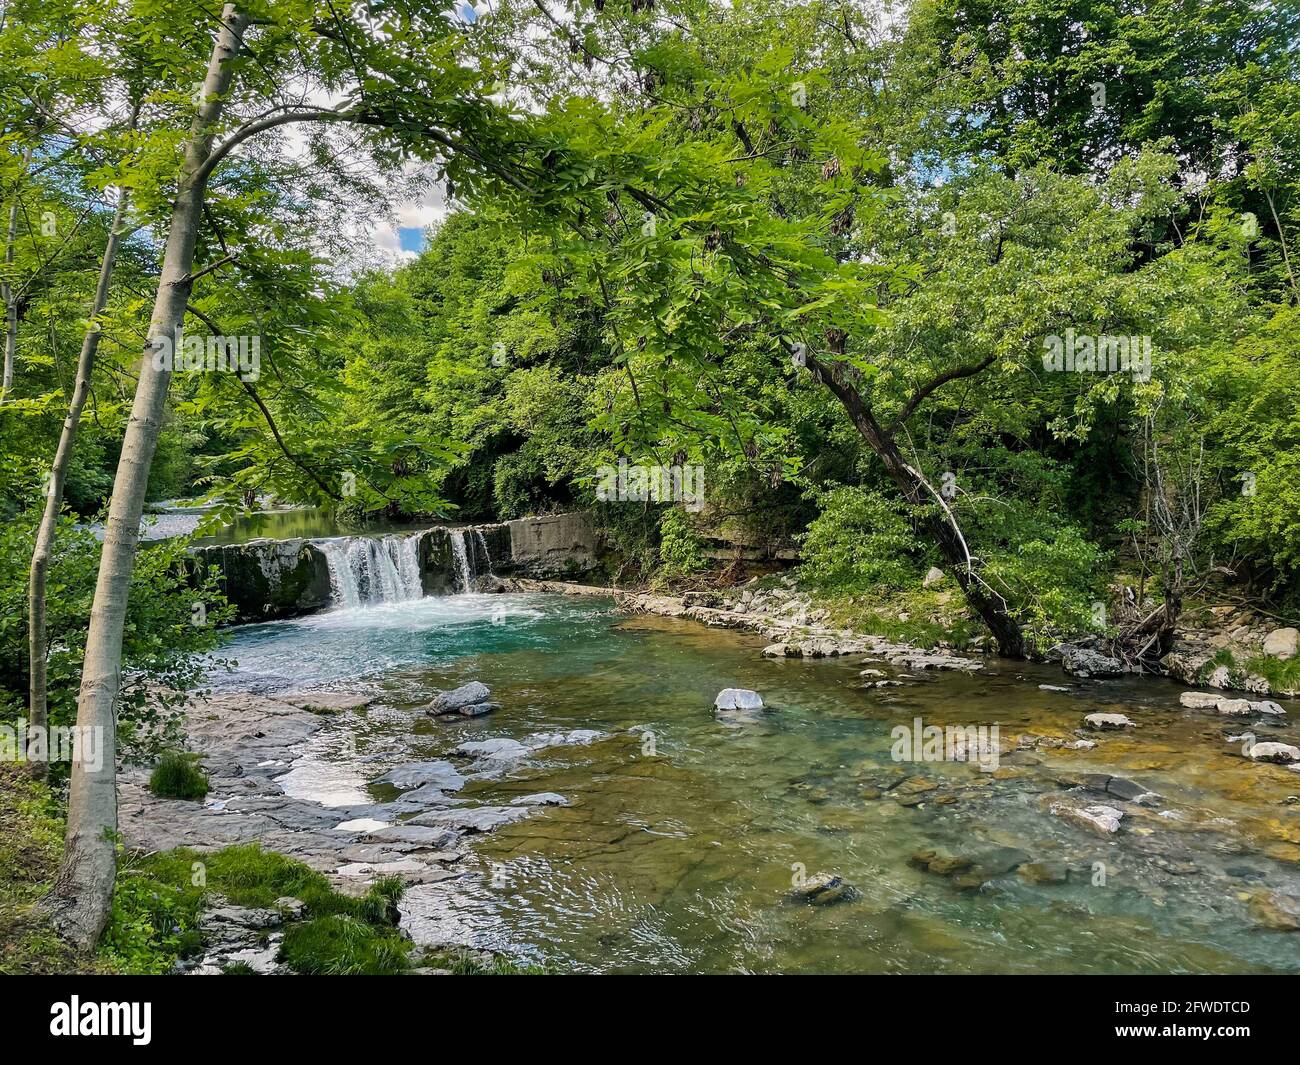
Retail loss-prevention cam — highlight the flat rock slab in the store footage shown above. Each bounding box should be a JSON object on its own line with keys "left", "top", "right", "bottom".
{"left": 408, "top": 806, "right": 533, "bottom": 833}
{"left": 374, "top": 760, "right": 466, "bottom": 791}
{"left": 366, "top": 824, "right": 461, "bottom": 848}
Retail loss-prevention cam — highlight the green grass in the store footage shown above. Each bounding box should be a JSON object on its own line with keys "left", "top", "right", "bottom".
{"left": 0, "top": 764, "right": 109, "bottom": 974}
{"left": 148, "top": 751, "right": 209, "bottom": 800}
{"left": 424, "top": 947, "right": 547, "bottom": 975}
{"left": 101, "top": 844, "right": 410, "bottom": 974}
{"left": 1243, "top": 654, "right": 1300, "bottom": 694}
{"left": 280, "top": 914, "right": 411, "bottom": 975}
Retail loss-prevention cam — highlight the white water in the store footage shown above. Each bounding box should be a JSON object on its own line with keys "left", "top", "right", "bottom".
{"left": 474, "top": 529, "right": 494, "bottom": 577}
{"left": 316, "top": 534, "right": 425, "bottom": 608}
{"left": 450, "top": 529, "right": 473, "bottom": 592}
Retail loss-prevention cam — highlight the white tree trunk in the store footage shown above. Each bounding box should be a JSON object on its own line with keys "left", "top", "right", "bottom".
{"left": 0, "top": 147, "right": 31, "bottom": 404}
{"left": 46, "top": 4, "right": 249, "bottom": 948}
{"left": 28, "top": 192, "right": 130, "bottom": 781}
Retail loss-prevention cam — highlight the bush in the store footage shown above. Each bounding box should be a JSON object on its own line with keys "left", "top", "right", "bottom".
{"left": 148, "top": 752, "right": 209, "bottom": 800}
{"left": 657, "top": 507, "right": 707, "bottom": 581}
{"left": 797, "top": 486, "right": 919, "bottom": 593}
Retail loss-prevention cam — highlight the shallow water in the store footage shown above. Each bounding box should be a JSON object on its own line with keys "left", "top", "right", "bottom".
{"left": 211, "top": 593, "right": 1300, "bottom": 974}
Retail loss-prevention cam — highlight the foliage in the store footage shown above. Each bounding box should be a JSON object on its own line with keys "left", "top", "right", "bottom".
{"left": 0, "top": 516, "right": 232, "bottom": 761}
{"left": 797, "top": 486, "right": 920, "bottom": 594}
{"left": 657, "top": 507, "right": 709, "bottom": 582}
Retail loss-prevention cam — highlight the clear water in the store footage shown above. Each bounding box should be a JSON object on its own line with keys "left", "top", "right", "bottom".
{"left": 211, "top": 593, "right": 1300, "bottom": 974}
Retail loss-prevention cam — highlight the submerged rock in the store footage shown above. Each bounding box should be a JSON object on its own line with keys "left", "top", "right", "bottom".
{"left": 1248, "top": 891, "right": 1300, "bottom": 931}
{"left": 426, "top": 681, "right": 492, "bottom": 715}
{"left": 1018, "top": 861, "right": 1068, "bottom": 885}
{"left": 789, "top": 873, "right": 859, "bottom": 906}
{"left": 375, "top": 760, "right": 466, "bottom": 792}
{"left": 714, "top": 688, "right": 764, "bottom": 711}
{"left": 511, "top": 792, "right": 569, "bottom": 807}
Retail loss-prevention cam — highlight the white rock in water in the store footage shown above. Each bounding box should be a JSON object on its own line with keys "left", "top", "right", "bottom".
{"left": 1083, "top": 712, "right": 1135, "bottom": 730}
{"left": 1179, "top": 691, "right": 1223, "bottom": 710}
{"left": 714, "top": 688, "right": 764, "bottom": 711}
{"left": 1247, "top": 742, "right": 1300, "bottom": 764}
{"left": 1053, "top": 803, "right": 1124, "bottom": 836}
{"left": 1180, "top": 691, "right": 1285, "bottom": 716}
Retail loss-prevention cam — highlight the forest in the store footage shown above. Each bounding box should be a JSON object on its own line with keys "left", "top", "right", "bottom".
{"left": 2, "top": 0, "right": 1299, "bottom": 985}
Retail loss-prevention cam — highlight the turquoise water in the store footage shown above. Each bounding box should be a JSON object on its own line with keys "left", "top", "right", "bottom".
{"left": 213, "top": 593, "right": 1300, "bottom": 974}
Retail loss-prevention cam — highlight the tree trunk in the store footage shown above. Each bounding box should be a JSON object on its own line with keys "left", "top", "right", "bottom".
{"left": 0, "top": 147, "right": 31, "bottom": 404}
{"left": 27, "top": 193, "right": 130, "bottom": 780}
{"left": 44, "top": 5, "right": 249, "bottom": 949}
{"left": 807, "top": 351, "right": 1027, "bottom": 658}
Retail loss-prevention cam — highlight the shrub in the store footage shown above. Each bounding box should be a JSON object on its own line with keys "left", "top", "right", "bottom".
{"left": 657, "top": 507, "right": 707, "bottom": 581}
{"left": 797, "top": 485, "right": 919, "bottom": 593}
{"left": 148, "top": 752, "right": 209, "bottom": 800}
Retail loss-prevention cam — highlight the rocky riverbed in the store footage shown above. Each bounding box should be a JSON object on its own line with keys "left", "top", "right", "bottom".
{"left": 121, "top": 586, "right": 1300, "bottom": 973}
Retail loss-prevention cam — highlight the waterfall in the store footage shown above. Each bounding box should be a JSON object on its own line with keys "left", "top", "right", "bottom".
{"left": 316, "top": 534, "right": 425, "bottom": 608}
{"left": 473, "top": 529, "right": 494, "bottom": 577}
{"left": 449, "top": 529, "right": 474, "bottom": 592}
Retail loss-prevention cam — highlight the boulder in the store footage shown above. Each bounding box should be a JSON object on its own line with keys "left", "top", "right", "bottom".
{"left": 714, "top": 688, "right": 764, "bottom": 711}
{"left": 1062, "top": 647, "right": 1125, "bottom": 678}
{"left": 1083, "top": 712, "right": 1135, "bottom": 730}
{"left": 426, "top": 681, "right": 492, "bottom": 715}
{"left": 922, "top": 566, "right": 946, "bottom": 588}
{"left": 1263, "top": 627, "right": 1299, "bottom": 661}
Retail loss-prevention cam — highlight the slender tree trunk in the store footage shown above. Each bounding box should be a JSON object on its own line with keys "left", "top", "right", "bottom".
{"left": 807, "top": 350, "right": 1027, "bottom": 658}
{"left": 0, "top": 147, "right": 32, "bottom": 404}
{"left": 44, "top": 5, "right": 249, "bottom": 949}
{"left": 27, "top": 193, "right": 130, "bottom": 780}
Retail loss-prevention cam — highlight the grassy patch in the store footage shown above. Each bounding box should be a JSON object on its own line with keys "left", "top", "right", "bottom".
{"left": 101, "top": 844, "right": 410, "bottom": 974}
{"left": 1243, "top": 654, "right": 1300, "bottom": 694}
{"left": 0, "top": 764, "right": 107, "bottom": 974}
{"left": 423, "top": 947, "right": 547, "bottom": 975}
{"left": 280, "top": 914, "right": 411, "bottom": 975}
{"left": 148, "top": 751, "right": 209, "bottom": 800}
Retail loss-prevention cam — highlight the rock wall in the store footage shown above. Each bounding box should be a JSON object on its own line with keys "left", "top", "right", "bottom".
{"left": 506, "top": 512, "right": 601, "bottom": 578}
{"left": 192, "top": 539, "right": 332, "bottom": 622}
